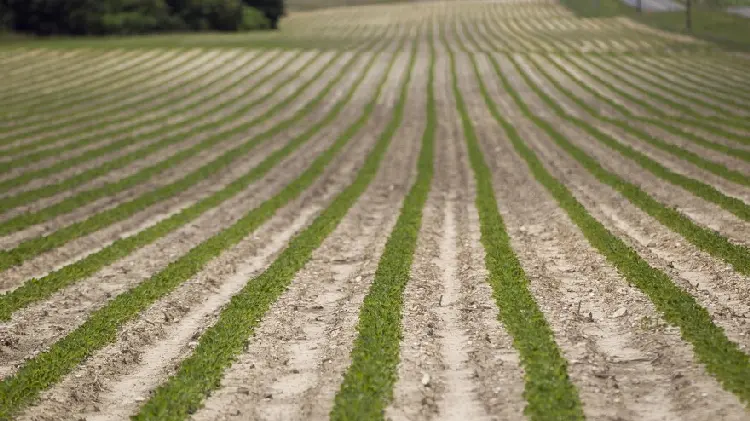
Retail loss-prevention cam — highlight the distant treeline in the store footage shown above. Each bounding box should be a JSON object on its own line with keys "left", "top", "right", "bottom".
{"left": 0, "top": 0, "right": 285, "bottom": 35}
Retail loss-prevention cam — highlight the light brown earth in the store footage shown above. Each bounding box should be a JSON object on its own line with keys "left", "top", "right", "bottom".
{"left": 1, "top": 1, "right": 749, "bottom": 420}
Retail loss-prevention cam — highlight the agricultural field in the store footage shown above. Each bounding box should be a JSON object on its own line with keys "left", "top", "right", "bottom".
{"left": 0, "top": 0, "right": 749, "bottom": 420}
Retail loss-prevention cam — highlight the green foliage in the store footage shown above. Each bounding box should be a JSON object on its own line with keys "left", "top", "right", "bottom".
{"left": 458, "top": 48, "right": 585, "bottom": 421}
{"left": 239, "top": 5, "right": 270, "bottom": 30}
{"left": 0, "top": 2, "right": 12, "bottom": 30}
{"left": 331, "top": 36, "right": 424, "bottom": 421}
{"left": 1, "top": 0, "right": 279, "bottom": 35}
{"left": 480, "top": 51, "right": 750, "bottom": 408}
{"left": 134, "top": 47, "right": 395, "bottom": 421}
{"left": 559, "top": 0, "right": 750, "bottom": 51}
{"left": 241, "top": 0, "right": 284, "bottom": 28}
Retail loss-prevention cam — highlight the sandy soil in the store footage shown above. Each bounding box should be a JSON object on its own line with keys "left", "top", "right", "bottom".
{"left": 2, "top": 2, "right": 749, "bottom": 420}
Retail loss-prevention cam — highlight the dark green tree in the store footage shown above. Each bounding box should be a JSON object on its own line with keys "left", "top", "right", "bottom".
{"left": 241, "top": 0, "right": 283, "bottom": 29}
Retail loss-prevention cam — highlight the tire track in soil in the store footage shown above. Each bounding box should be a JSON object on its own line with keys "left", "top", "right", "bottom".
{"left": 0, "top": 52, "right": 267, "bottom": 223}
{"left": 0, "top": 51, "right": 342, "bottom": 285}
{"left": 473, "top": 51, "right": 750, "bottom": 421}
{"left": 13, "top": 50, "right": 411, "bottom": 421}
{"left": 0, "top": 52, "right": 378, "bottom": 378}
{"left": 388, "top": 49, "right": 524, "bottom": 421}
{"left": 498, "top": 54, "right": 750, "bottom": 247}
{"left": 189, "top": 47, "right": 418, "bottom": 421}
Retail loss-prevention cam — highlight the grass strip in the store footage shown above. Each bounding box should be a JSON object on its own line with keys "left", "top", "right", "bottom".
{"left": 0, "top": 51, "right": 350, "bottom": 272}
{"left": 526, "top": 55, "right": 750, "bottom": 179}
{"left": 0, "top": 50, "right": 74, "bottom": 80}
{"left": 0, "top": 52, "right": 264, "bottom": 170}
{"left": 0, "top": 51, "right": 242, "bottom": 162}
{"left": 0, "top": 43, "right": 405, "bottom": 421}
{"left": 555, "top": 54, "right": 750, "bottom": 148}
{"left": 671, "top": 55, "right": 750, "bottom": 92}
{"left": 132, "top": 39, "right": 415, "bottom": 421}
{"left": 0, "top": 52, "right": 294, "bottom": 202}
{"left": 0, "top": 49, "right": 232, "bottom": 156}
{"left": 581, "top": 55, "right": 750, "bottom": 132}
{"left": 0, "top": 50, "right": 174, "bottom": 121}
{"left": 474, "top": 15, "right": 750, "bottom": 145}
{"left": 0, "top": 50, "right": 297, "bottom": 186}
{"left": 0, "top": 50, "right": 132, "bottom": 110}
{"left": 0, "top": 47, "right": 390, "bottom": 321}
{"left": 1, "top": 53, "right": 164, "bottom": 111}
{"left": 514, "top": 51, "right": 750, "bottom": 221}
{"left": 499, "top": 53, "right": 750, "bottom": 275}
{"left": 644, "top": 57, "right": 750, "bottom": 105}
{"left": 476, "top": 52, "right": 750, "bottom": 409}
{"left": 540, "top": 56, "right": 750, "bottom": 162}
{"left": 598, "top": 55, "right": 750, "bottom": 118}
{"left": 450, "top": 36, "right": 586, "bottom": 420}
{"left": 329, "top": 35, "right": 432, "bottom": 421}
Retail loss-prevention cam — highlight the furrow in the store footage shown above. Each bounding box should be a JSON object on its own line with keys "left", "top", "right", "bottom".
{"left": 0, "top": 50, "right": 348, "bottom": 286}
{"left": 0, "top": 50, "right": 317, "bottom": 238}
{"left": 0, "top": 50, "right": 177, "bottom": 122}
{"left": 0, "top": 50, "right": 227, "bottom": 161}
{"left": 640, "top": 56, "right": 750, "bottom": 106}
{"left": 0, "top": 50, "right": 125, "bottom": 108}
{"left": 130, "top": 34, "right": 417, "bottom": 421}
{"left": 668, "top": 55, "right": 750, "bottom": 93}
{"left": 0, "top": 50, "right": 89, "bottom": 83}
{"left": 0, "top": 51, "right": 240, "bottom": 149}
{"left": 10, "top": 49, "right": 394, "bottom": 421}
{"left": 0, "top": 43, "right": 394, "bottom": 420}
{"left": 0, "top": 49, "right": 232, "bottom": 157}
{"left": 479, "top": 49, "right": 750, "bottom": 408}
{"left": 0, "top": 50, "right": 148, "bottom": 106}
{"left": 191, "top": 45, "right": 417, "bottom": 421}
{"left": 470, "top": 50, "right": 748, "bottom": 421}
{"left": 0, "top": 51, "right": 320, "bottom": 242}
{"left": 506, "top": 54, "right": 750, "bottom": 245}
{"left": 495, "top": 52, "right": 750, "bottom": 273}
{"left": 601, "top": 55, "right": 750, "bottom": 118}
{"left": 388, "top": 41, "right": 524, "bottom": 421}
{"left": 0, "top": 50, "right": 293, "bottom": 209}
{"left": 581, "top": 55, "right": 750, "bottom": 131}
{"left": 0, "top": 46, "right": 383, "bottom": 384}
{"left": 530, "top": 54, "right": 750, "bottom": 172}
{"left": 444, "top": 30, "right": 585, "bottom": 421}
{"left": 545, "top": 54, "right": 750, "bottom": 151}
{"left": 0, "top": 50, "right": 190, "bottom": 120}
{"left": 0, "top": 49, "right": 128, "bottom": 95}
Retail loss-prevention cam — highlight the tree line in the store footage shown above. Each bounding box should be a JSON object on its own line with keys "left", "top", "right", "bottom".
{"left": 0, "top": 0, "right": 285, "bottom": 35}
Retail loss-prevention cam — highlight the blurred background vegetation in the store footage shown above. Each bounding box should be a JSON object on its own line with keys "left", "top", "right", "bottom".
{"left": 0, "top": 0, "right": 284, "bottom": 35}
{"left": 561, "top": 0, "right": 750, "bottom": 50}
